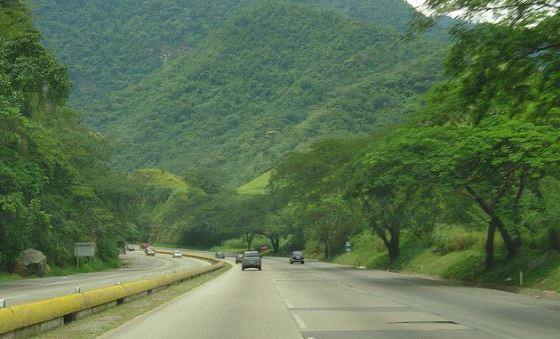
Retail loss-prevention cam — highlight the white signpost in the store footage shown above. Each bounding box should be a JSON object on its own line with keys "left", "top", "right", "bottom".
{"left": 74, "top": 242, "right": 95, "bottom": 270}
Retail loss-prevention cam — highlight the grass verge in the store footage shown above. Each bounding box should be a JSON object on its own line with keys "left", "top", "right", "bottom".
{"left": 31, "top": 265, "right": 229, "bottom": 339}
{"left": 334, "top": 246, "right": 560, "bottom": 293}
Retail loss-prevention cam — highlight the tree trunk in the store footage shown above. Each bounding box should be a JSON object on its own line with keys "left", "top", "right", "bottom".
{"left": 465, "top": 185, "right": 520, "bottom": 258}
{"left": 271, "top": 236, "right": 280, "bottom": 253}
{"left": 387, "top": 227, "right": 400, "bottom": 263}
{"left": 246, "top": 233, "right": 254, "bottom": 250}
{"left": 485, "top": 218, "right": 496, "bottom": 269}
{"left": 493, "top": 217, "right": 519, "bottom": 257}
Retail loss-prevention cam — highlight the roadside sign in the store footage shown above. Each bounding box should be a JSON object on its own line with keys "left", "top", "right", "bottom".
{"left": 74, "top": 242, "right": 95, "bottom": 257}
{"left": 74, "top": 242, "right": 96, "bottom": 270}
{"left": 345, "top": 241, "right": 351, "bottom": 252}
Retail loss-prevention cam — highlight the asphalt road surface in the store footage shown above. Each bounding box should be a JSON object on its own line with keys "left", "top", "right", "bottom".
{"left": 0, "top": 250, "right": 208, "bottom": 306}
{"left": 103, "top": 257, "right": 559, "bottom": 339}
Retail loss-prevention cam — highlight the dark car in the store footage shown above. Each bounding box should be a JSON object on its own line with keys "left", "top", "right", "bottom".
{"left": 235, "top": 254, "right": 243, "bottom": 264}
{"left": 215, "top": 251, "right": 225, "bottom": 259}
{"left": 290, "top": 251, "right": 304, "bottom": 264}
{"left": 241, "top": 251, "right": 261, "bottom": 270}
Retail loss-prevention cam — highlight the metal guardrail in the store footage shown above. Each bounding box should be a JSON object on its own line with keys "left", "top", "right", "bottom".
{"left": 0, "top": 252, "right": 225, "bottom": 336}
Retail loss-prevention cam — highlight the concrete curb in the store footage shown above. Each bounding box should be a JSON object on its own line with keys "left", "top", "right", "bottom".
{"left": 0, "top": 253, "right": 224, "bottom": 337}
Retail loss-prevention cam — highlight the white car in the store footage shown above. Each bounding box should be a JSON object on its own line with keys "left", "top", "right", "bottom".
{"left": 172, "top": 250, "right": 183, "bottom": 258}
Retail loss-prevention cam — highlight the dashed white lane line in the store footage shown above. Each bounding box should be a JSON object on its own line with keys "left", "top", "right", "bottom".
{"left": 1, "top": 294, "right": 27, "bottom": 299}
{"left": 44, "top": 288, "right": 65, "bottom": 293}
{"left": 293, "top": 314, "right": 307, "bottom": 329}
{"left": 285, "top": 299, "right": 294, "bottom": 308}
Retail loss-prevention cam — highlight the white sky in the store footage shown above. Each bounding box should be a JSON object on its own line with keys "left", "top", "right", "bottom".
{"left": 406, "top": 0, "right": 426, "bottom": 7}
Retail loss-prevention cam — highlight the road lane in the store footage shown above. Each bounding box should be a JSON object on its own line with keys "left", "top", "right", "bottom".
{"left": 0, "top": 250, "right": 209, "bottom": 306}
{"left": 104, "top": 257, "right": 560, "bottom": 339}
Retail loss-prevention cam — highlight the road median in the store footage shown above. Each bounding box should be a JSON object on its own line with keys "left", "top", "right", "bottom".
{"left": 0, "top": 253, "right": 225, "bottom": 338}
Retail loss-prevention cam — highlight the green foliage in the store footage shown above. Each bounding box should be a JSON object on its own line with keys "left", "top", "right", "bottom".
{"left": 431, "top": 225, "right": 486, "bottom": 254}
{"left": 237, "top": 171, "right": 272, "bottom": 195}
{"left": 33, "top": 0, "right": 450, "bottom": 111}
{"left": 0, "top": 1, "right": 140, "bottom": 271}
{"left": 35, "top": 1, "right": 447, "bottom": 185}
{"left": 422, "top": 18, "right": 560, "bottom": 126}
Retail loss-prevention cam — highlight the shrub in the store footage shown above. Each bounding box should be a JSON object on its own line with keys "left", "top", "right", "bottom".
{"left": 431, "top": 224, "right": 485, "bottom": 254}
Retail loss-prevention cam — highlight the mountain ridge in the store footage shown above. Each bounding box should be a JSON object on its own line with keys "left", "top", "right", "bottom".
{"left": 86, "top": 1, "right": 447, "bottom": 184}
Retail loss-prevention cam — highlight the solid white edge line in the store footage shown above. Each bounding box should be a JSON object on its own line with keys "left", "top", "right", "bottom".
{"left": 293, "top": 314, "right": 307, "bottom": 329}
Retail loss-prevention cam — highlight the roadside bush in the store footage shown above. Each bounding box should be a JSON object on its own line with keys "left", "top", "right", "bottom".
{"left": 304, "top": 240, "right": 325, "bottom": 260}
{"left": 431, "top": 225, "right": 485, "bottom": 254}
{"left": 524, "top": 226, "right": 560, "bottom": 252}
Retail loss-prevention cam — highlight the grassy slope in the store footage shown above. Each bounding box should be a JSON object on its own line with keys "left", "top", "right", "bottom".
{"left": 333, "top": 235, "right": 560, "bottom": 293}
{"left": 237, "top": 171, "right": 272, "bottom": 195}
{"left": 129, "top": 169, "right": 205, "bottom": 244}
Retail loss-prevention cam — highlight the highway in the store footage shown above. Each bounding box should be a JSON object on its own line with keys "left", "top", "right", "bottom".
{"left": 0, "top": 250, "right": 208, "bottom": 306}
{"left": 103, "top": 257, "right": 560, "bottom": 339}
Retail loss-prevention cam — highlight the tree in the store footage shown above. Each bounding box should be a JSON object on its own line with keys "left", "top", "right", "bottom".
{"left": 420, "top": 18, "right": 560, "bottom": 127}
{"left": 419, "top": 0, "right": 558, "bottom": 26}
{"left": 433, "top": 120, "right": 560, "bottom": 267}
{"left": 347, "top": 129, "right": 443, "bottom": 262}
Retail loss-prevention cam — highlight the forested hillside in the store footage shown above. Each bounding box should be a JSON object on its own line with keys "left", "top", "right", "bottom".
{"left": 86, "top": 2, "right": 446, "bottom": 184}
{"left": 33, "top": 0, "right": 447, "bottom": 111}
{"left": 0, "top": 1, "right": 140, "bottom": 272}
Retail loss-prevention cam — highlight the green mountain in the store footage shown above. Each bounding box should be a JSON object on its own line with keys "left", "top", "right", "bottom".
{"left": 91, "top": 2, "right": 447, "bottom": 184}
{"left": 33, "top": 0, "right": 445, "bottom": 110}
{"left": 32, "top": 1, "right": 449, "bottom": 185}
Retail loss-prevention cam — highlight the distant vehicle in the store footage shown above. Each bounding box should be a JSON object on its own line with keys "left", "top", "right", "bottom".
{"left": 215, "top": 252, "right": 225, "bottom": 259}
{"left": 259, "top": 245, "right": 269, "bottom": 251}
{"left": 172, "top": 250, "right": 182, "bottom": 258}
{"left": 235, "top": 254, "right": 243, "bottom": 264}
{"left": 140, "top": 243, "right": 150, "bottom": 250}
{"left": 242, "top": 251, "right": 261, "bottom": 271}
{"left": 146, "top": 248, "right": 156, "bottom": 256}
{"left": 126, "top": 244, "right": 135, "bottom": 251}
{"left": 290, "top": 251, "right": 304, "bottom": 264}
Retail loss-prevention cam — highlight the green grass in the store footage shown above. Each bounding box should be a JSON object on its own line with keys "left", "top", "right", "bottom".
{"left": 130, "top": 168, "right": 189, "bottom": 193}
{"left": 0, "top": 258, "right": 122, "bottom": 282}
{"left": 237, "top": 171, "right": 271, "bottom": 195}
{"left": 332, "top": 230, "right": 560, "bottom": 293}
{"left": 0, "top": 272, "right": 23, "bottom": 283}
{"left": 47, "top": 258, "right": 121, "bottom": 277}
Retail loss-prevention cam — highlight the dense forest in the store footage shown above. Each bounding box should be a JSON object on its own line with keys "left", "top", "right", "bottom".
{"left": 32, "top": 0, "right": 451, "bottom": 112}
{"left": 33, "top": 0, "right": 449, "bottom": 185}
{"left": 0, "top": 0, "right": 143, "bottom": 272}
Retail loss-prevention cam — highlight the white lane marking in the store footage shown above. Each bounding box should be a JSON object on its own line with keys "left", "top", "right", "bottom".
{"left": 293, "top": 314, "right": 307, "bottom": 329}
{"left": 285, "top": 299, "right": 294, "bottom": 308}
{"left": 2, "top": 294, "right": 27, "bottom": 299}
{"left": 44, "top": 288, "right": 64, "bottom": 293}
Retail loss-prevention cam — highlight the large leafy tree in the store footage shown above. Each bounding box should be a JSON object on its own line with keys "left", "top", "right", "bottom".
{"left": 348, "top": 129, "right": 446, "bottom": 262}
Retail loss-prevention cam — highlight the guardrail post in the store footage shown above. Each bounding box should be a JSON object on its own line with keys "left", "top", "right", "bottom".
{"left": 74, "top": 286, "right": 81, "bottom": 293}
{"left": 0, "top": 299, "right": 5, "bottom": 308}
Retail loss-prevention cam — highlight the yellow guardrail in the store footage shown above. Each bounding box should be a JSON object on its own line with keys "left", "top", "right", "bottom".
{"left": 0, "top": 253, "right": 224, "bottom": 335}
